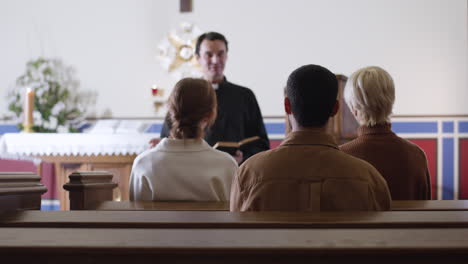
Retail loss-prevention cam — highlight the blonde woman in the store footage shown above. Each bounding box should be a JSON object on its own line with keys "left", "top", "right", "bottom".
{"left": 340, "top": 66, "right": 431, "bottom": 200}
{"left": 129, "top": 78, "right": 238, "bottom": 201}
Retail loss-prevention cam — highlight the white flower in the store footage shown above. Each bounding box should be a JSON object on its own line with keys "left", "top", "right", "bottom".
{"left": 51, "top": 102, "right": 65, "bottom": 116}
{"left": 48, "top": 116, "right": 58, "bottom": 130}
{"left": 30, "top": 82, "right": 41, "bottom": 89}
{"left": 42, "top": 82, "right": 50, "bottom": 91}
{"left": 38, "top": 62, "right": 47, "bottom": 73}
{"left": 31, "top": 70, "right": 40, "bottom": 80}
{"left": 36, "top": 87, "right": 45, "bottom": 97}
{"left": 42, "top": 120, "right": 50, "bottom": 129}
{"left": 35, "top": 119, "right": 43, "bottom": 126}
{"left": 38, "top": 97, "right": 47, "bottom": 105}
{"left": 33, "top": 111, "right": 43, "bottom": 126}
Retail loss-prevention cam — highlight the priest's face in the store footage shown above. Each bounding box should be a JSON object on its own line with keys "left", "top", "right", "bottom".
{"left": 196, "top": 39, "right": 227, "bottom": 83}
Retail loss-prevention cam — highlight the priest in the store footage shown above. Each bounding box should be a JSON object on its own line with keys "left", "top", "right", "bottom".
{"left": 160, "top": 32, "right": 270, "bottom": 163}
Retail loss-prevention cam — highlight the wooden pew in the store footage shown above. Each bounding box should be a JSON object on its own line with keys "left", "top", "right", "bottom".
{"left": 64, "top": 171, "right": 468, "bottom": 211}
{"left": 1, "top": 227, "right": 468, "bottom": 264}
{"left": 94, "top": 200, "right": 229, "bottom": 211}
{"left": 0, "top": 171, "right": 463, "bottom": 263}
{"left": 1, "top": 210, "right": 468, "bottom": 228}
{"left": 0, "top": 172, "right": 47, "bottom": 210}
{"left": 93, "top": 200, "right": 468, "bottom": 211}
{"left": 392, "top": 200, "right": 468, "bottom": 211}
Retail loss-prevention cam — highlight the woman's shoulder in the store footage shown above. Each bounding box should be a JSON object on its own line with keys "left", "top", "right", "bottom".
{"left": 132, "top": 145, "right": 164, "bottom": 166}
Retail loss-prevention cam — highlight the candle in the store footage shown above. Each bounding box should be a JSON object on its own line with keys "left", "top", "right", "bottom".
{"left": 151, "top": 84, "right": 159, "bottom": 96}
{"left": 24, "top": 87, "right": 34, "bottom": 127}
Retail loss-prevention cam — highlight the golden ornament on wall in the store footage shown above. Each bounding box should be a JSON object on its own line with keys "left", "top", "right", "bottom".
{"left": 156, "top": 22, "right": 203, "bottom": 79}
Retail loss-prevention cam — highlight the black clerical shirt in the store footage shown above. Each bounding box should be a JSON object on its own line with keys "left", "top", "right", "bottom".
{"left": 160, "top": 78, "right": 270, "bottom": 162}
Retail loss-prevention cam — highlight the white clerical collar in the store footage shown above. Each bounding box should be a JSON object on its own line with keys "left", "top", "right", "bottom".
{"left": 211, "top": 83, "right": 219, "bottom": 90}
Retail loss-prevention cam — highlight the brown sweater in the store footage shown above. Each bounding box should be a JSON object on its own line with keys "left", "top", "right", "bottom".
{"left": 340, "top": 124, "right": 431, "bottom": 200}
{"left": 231, "top": 130, "right": 391, "bottom": 211}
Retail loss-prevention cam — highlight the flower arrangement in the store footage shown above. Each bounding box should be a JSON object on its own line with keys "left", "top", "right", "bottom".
{"left": 6, "top": 58, "right": 87, "bottom": 132}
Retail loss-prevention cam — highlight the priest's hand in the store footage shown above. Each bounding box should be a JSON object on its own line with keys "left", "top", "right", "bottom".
{"left": 148, "top": 138, "right": 160, "bottom": 148}
{"left": 233, "top": 150, "right": 243, "bottom": 164}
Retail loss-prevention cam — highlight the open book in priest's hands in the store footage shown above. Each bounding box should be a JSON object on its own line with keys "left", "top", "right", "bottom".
{"left": 213, "top": 136, "right": 260, "bottom": 156}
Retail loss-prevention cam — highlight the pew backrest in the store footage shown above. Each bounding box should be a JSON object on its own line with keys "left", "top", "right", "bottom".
{"left": 92, "top": 200, "right": 229, "bottom": 210}
{"left": 1, "top": 210, "right": 468, "bottom": 228}
{"left": 0, "top": 172, "right": 47, "bottom": 210}
{"left": 1, "top": 227, "right": 468, "bottom": 264}
{"left": 91, "top": 200, "right": 468, "bottom": 211}
{"left": 392, "top": 200, "right": 468, "bottom": 211}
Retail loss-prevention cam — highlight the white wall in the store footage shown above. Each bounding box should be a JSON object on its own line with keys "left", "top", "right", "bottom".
{"left": 0, "top": 0, "right": 467, "bottom": 118}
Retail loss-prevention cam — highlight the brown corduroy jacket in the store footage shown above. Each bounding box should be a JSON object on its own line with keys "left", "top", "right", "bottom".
{"left": 230, "top": 129, "right": 391, "bottom": 212}
{"left": 340, "top": 124, "right": 431, "bottom": 200}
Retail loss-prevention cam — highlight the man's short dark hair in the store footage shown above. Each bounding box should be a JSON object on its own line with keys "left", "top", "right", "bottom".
{"left": 286, "top": 64, "right": 338, "bottom": 127}
{"left": 195, "top": 32, "right": 229, "bottom": 55}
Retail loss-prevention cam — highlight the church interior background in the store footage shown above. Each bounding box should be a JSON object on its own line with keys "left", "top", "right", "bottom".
{"left": 0, "top": 0, "right": 467, "bottom": 209}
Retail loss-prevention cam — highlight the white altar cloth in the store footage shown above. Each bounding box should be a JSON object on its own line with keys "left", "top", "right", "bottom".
{"left": 0, "top": 133, "right": 160, "bottom": 156}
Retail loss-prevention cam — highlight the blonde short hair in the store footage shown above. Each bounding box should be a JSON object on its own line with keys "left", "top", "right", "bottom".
{"left": 344, "top": 66, "right": 395, "bottom": 126}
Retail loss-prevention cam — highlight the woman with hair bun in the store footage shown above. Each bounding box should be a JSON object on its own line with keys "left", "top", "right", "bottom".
{"left": 129, "top": 78, "right": 238, "bottom": 201}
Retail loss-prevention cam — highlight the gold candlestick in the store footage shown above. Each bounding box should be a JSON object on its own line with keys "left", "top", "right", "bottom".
{"left": 153, "top": 101, "right": 165, "bottom": 112}
{"left": 23, "top": 87, "right": 34, "bottom": 133}
{"left": 22, "top": 123, "right": 33, "bottom": 133}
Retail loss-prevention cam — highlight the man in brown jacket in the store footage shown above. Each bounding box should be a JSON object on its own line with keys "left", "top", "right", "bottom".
{"left": 230, "top": 64, "right": 391, "bottom": 211}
